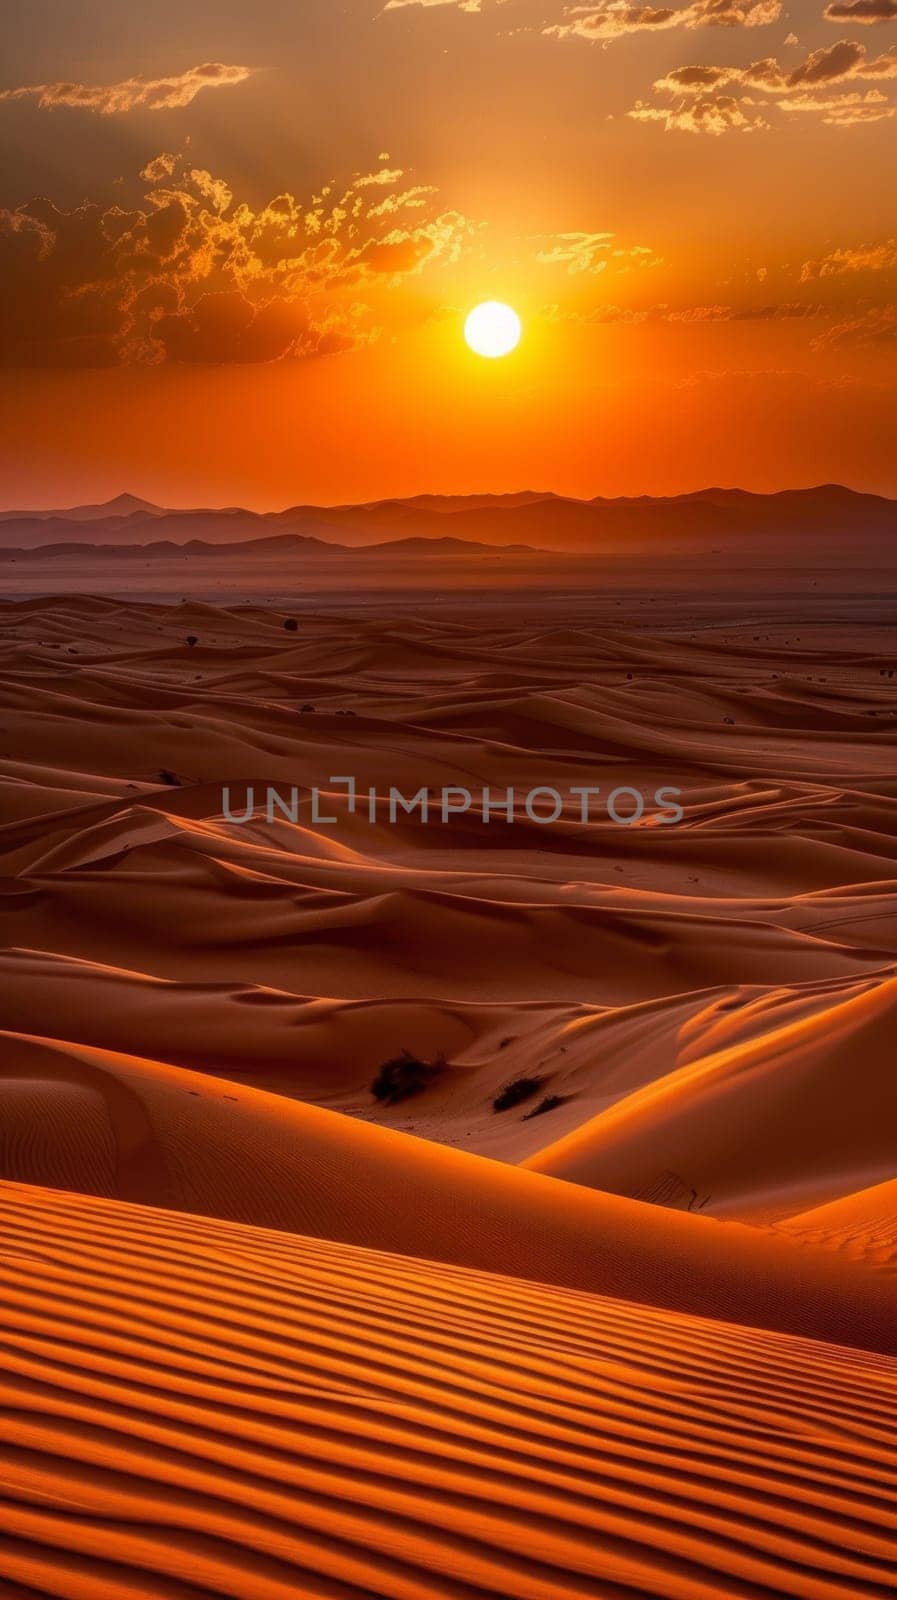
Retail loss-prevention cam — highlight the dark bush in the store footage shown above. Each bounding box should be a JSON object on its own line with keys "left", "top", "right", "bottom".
{"left": 284, "top": 618, "right": 299, "bottom": 632}
{"left": 372, "top": 1050, "right": 444, "bottom": 1106}
{"left": 300, "top": 704, "right": 316, "bottom": 714}
{"left": 493, "top": 1076, "right": 544, "bottom": 1112}
{"left": 186, "top": 635, "right": 199, "bottom": 648}
{"left": 522, "top": 1093, "right": 571, "bottom": 1120}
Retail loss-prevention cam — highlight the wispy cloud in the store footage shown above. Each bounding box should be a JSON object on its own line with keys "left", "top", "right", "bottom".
{"left": 530, "top": 231, "right": 660, "bottom": 272}
{"left": 382, "top": 0, "right": 784, "bottom": 32}
{"left": 801, "top": 238, "right": 897, "bottom": 278}
{"left": 542, "top": 299, "right": 824, "bottom": 322}
{"left": 777, "top": 88, "right": 895, "bottom": 122}
{"left": 545, "top": 0, "right": 780, "bottom": 43}
{"left": 629, "top": 92, "right": 767, "bottom": 132}
{"left": 813, "top": 304, "right": 897, "bottom": 347}
{"left": 382, "top": 0, "right": 484, "bottom": 11}
{"left": 0, "top": 63, "right": 255, "bottom": 115}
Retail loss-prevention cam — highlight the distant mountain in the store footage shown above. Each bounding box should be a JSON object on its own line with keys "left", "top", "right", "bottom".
{"left": 0, "top": 485, "right": 894, "bottom": 555}
{"left": 0, "top": 492, "right": 166, "bottom": 524}
{"left": 0, "top": 532, "right": 537, "bottom": 564}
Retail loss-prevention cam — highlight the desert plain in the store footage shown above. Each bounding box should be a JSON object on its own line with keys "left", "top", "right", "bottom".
{"left": 1, "top": 490, "right": 897, "bottom": 1598}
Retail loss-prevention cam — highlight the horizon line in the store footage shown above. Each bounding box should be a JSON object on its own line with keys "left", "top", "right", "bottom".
{"left": 3, "top": 480, "right": 896, "bottom": 519}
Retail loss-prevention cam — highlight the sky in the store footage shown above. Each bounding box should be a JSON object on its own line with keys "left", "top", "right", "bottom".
{"left": 0, "top": 0, "right": 895, "bottom": 508}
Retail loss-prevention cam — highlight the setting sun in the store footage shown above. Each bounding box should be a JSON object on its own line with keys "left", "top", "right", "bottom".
{"left": 464, "top": 301, "right": 522, "bottom": 360}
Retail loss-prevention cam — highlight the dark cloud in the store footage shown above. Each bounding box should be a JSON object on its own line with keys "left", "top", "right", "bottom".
{"left": 0, "top": 158, "right": 478, "bottom": 367}
{"left": 824, "top": 0, "right": 897, "bottom": 21}
{"left": 787, "top": 40, "right": 865, "bottom": 85}
{"left": 646, "top": 38, "right": 897, "bottom": 128}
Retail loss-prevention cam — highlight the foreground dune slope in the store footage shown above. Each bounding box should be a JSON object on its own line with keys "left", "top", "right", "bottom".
{"left": 1, "top": 1030, "right": 896, "bottom": 1354}
{"left": 1, "top": 1180, "right": 896, "bottom": 1600}
{"left": 524, "top": 978, "right": 897, "bottom": 1220}
{"left": 779, "top": 1178, "right": 897, "bottom": 1270}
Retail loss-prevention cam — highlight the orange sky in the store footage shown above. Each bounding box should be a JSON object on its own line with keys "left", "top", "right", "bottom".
{"left": 1, "top": 0, "right": 895, "bottom": 507}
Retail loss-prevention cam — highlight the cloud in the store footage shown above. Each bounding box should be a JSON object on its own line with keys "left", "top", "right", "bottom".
{"left": 530, "top": 231, "right": 659, "bottom": 272}
{"left": 629, "top": 92, "right": 767, "bottom": 131}
{"left": 863, "top": 43, "right": 897, "bottom": 75}
{"left": 788, "top": 38, "right": 865, "bottom": 83}
{"left": 0, "top": 156, "right": 481, "bottom": 368}
{"left": 366, "top": 185, "right": 437, "bottom": 217}
{"left": 0, "top": 63, "right": 255, "bottom": 115}
{"left": 824, "top": 0, "right": 897, "bottom": 21}
{"left": 657, "top": 39, "right": 897, "bottom": 93}
{"left": 778, "top": 87, "right": 895, "bottom": 120}
{"left": 541, "top": 299, "right": 824, "bottom": 322}
{"left": 353, "top": 167, "right": 406, "bottom": 187}
{"left": 813, "top": 304, "right": 897, "bottom": 347}
{"left": 801, "top": 238, "right": 897, "bottom": 278}
{"left": 382, "top": 0, "right": 484, "bottom": 10}
{"left": 642, "top": 38, "right": 897, "bottom": 128}
{"left": 545, "top": 0, "right": 780, "bottom": 42}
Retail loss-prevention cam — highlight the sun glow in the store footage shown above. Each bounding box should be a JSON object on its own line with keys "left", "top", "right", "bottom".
{"left": 464, "top": 301, "right": 522, "bottom": 360}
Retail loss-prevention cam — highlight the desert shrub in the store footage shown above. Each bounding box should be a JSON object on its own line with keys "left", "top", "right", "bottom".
{"left": 284, "top": 618, "right": 299, "bottom": 632}
{"left": 372, "top": 1049, "right": 444, "bottom": 1106}
{"left": 522, "top": 1093, "right": 571, "bottom": 1120}
{"left": 300, "top": 703, "right": 316, "bottom": 714}
{"left": 186, "top": 635, "right": 198, "bottom": 648}
{"left": 493, "top": 1076, "right": 544, "bottom": 1112}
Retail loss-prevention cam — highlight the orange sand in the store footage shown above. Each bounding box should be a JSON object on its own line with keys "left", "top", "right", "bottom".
{"left": 2, "top": 1179, "right": 897, "bottom": 1600}
{"left": 2, "top": 589, "right": 897, "bottom": 1595}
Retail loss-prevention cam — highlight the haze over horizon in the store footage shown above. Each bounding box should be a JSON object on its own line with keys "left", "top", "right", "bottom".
{"left": 4, "top": 478, "right": 897, "bottom": 519}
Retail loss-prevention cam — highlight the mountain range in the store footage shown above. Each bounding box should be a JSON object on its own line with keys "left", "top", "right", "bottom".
{"left": 1, "top": 484, "right": 895, "bottom": 557}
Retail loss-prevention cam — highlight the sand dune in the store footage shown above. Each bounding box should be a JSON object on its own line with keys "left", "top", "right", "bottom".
{"left": 2, "top": 1030, "right": 896, "bottom": 1354}
{"left": 2, "top": 1179, "right": 897, "bottom": 1600}
{"left": 2, "top": 595, "right": 897, "bottom": 1230}
{"left": 524, "top": 976, "right": 897, "bottom": 1220}
{"left": 779, "top": 1178, "right": 897, "bottom": 1271}
{"left": 4, "top": 587, "right": 897, "bottom": 1594}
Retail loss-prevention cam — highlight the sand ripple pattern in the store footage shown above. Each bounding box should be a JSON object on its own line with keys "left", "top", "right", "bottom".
{"left": 1, "top": 1179, "right": 897, "bottom": 1600}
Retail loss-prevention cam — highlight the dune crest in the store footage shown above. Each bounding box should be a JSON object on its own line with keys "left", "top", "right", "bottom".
{"left": 1, "top": 1029, "right": 896, "bottom": 1354}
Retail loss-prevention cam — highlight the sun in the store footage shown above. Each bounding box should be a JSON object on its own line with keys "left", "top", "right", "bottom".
{"left": 464, "top": 301, "right": 522, "bottom": 360}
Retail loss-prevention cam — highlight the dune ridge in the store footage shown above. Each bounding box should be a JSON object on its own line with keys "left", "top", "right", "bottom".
{"left": 2, "top": 595, "right": 897, "bottom": 1233}
{"left": 0, "top": 1030, "right": 895, "bottom": 1356}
